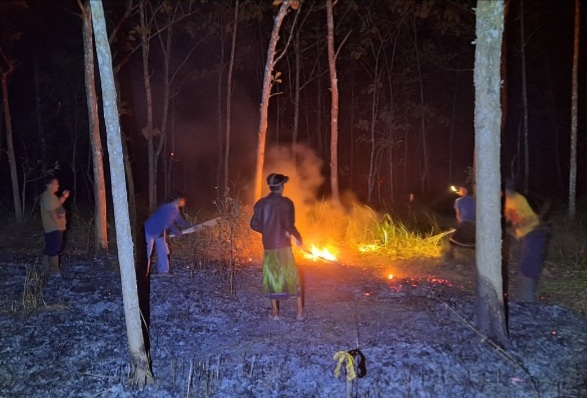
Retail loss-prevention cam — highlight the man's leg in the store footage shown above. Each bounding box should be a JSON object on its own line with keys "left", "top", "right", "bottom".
{"left": 145, "top": 234, "right": 155, "bottom": 276}
{"left": 270, "top": 299, "right": 280, "bottom": 319}
{"left": 519, "top": 229, "right": 548, "bottom": 302}
{"left": 154, "top": 236, "right": 170, "bottom": 273}
{"left": 296, "top": 296, "right": 305, "bottom": 320}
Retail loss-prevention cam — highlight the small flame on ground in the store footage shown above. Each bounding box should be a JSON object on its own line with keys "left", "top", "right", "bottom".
{"left": 303, "top": 244, "right": 337, "bottom": 262}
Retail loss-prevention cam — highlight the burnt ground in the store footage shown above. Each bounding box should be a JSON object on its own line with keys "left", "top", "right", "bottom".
{"left": 0, "top": 251, "right": 586, "bottom": 398}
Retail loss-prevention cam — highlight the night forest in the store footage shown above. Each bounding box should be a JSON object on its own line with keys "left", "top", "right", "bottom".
{"left": 0, "top": 0, "right": 584, "bottom": 217}
{"left": 1, "top": 1, "right": 587, "bottom": 396}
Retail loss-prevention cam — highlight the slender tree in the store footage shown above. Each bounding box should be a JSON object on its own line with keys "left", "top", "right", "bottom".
{"left": 253, "top": 0, "right": 297, "bottom": 201}
{"left": 519, "top": 0, "right": 529, "bottom": 192}
{"left": 79, "top": 0, "right": 108, "bottom": 252}
{"left": 568, "top": 0, "right": 580, "bottom": 221}
{"left": 224, "top": 0, "right": 239, "bottom": 194}
{"left": 326, "top": 0, "right": 340, "bottom": 205}
{"left": 139, "top": 0, "right": 157, "bottom": 211}
{"left": 89, "top": 0, "right": 154, "bottom": 386}
{"left": 0, "top": 46, "right": 22, "bottom": 220}
{"left": 473, "top": 0, "right": 509, "bottom": 346}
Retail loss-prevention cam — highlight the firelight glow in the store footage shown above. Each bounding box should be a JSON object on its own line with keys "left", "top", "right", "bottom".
{"left": 358, "top": 244, "right": 380, "bottom": 253}
{"left": 303, "top": 245, "right": 337, "bottom": 262}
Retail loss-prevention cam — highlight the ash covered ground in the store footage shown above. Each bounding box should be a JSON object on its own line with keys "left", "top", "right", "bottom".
{"left": 0, "top": 254, "right": 586, "bottom": 398}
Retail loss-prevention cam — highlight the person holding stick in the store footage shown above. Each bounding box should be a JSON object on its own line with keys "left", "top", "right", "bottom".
{"left": 250, "top": 173, "right": 305, "bottom": 321}
{"left": 144, "top": 193, "right": 190, "bottom": 276}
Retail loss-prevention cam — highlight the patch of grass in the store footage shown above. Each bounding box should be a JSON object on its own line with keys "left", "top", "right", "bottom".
{"left": 343, "top": 207, "right": 443, "bottom": 261}
{"left": 540, "top": 213, "right": 587, "bottom": 315}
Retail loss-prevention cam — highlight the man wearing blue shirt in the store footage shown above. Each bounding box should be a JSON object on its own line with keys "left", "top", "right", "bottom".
{"left": 454, "top": 184, "right": 476, "bottom": 224}
{"left": 145, "top": 193, "right": 190, "bottom": 275}
{"left": 444, "top": 183, "right": 476, "bottom": 262}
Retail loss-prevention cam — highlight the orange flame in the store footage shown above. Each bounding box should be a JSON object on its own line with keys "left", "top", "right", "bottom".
{"left": 303, "top": 244, "right": 337, "bottom": 262}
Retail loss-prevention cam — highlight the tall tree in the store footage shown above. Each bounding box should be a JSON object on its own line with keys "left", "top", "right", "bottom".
{"left": 0, "top": 44, "right": 22, "bottom": 220}
{"left": 568, "top": 0, "right": 580, "bottom": 221}
{"left": 473, "top": 0, "right": 509, "bottom": 346}
{"left": 79, "top": 0, "right": 108, "bottom": 252}
{"left": 89, "top": 0, "right": 154, "bottom": 386}
{"left": 326, "top": 0, "right": 340, "bottom": 205}
{"left": 519, "top": 0, "right": 529, "bottom": 192}
{"left": 224, "top": 0, "right": 239, "bottom": 194}
{"left": 139, "top": 0, "right": 157, "bottom": 211}
{"left": 253, "top": 0, "right": 297, "bottom": 201}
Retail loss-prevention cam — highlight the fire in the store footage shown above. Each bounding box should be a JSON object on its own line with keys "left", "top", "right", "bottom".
{"left": 303, "top": 244, "right": 337, "bottom": 262}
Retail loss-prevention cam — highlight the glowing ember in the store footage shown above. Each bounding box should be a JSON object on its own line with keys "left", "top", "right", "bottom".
{"left": 303, "top": 245, "right": 337, "bottom": 262}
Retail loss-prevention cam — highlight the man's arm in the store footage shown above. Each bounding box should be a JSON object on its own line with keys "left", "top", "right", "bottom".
{"left": 286, "top": 201, "right": 302, "bottom": 246}
{"left": 250, "top": 202, "right": 263, "bottom": 233}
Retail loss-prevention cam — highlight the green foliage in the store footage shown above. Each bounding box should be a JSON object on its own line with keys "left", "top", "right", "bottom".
{"left": 359, "top": 213, "right": 442, "bottom": 260}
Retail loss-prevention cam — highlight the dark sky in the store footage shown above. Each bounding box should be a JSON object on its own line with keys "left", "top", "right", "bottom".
{"left": 0, "top": 0, "right": 585, "bottom": 213}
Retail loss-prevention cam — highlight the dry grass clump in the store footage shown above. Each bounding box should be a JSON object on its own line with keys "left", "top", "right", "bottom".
{"left": 540, "top": 215, "right": 587, "bottom": 315}
{"left": 22, "top": 264, "right": 46, "bottom": 313}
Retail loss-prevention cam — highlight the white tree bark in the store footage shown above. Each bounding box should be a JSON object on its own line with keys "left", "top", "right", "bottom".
{"left": 89, "top": 0, "right": 154, "bottom": 386}
{"left": 473, "top": 0, "right": 509, "bottom": 346}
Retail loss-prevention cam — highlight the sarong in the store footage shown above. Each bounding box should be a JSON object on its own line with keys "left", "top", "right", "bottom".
{"left": 262, "top": 247, "right": 301, "bottom": 300}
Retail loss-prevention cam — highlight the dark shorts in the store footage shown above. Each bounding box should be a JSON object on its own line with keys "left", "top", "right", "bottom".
{"left": 44, "top": 230, "right": 64, "bottom": 256}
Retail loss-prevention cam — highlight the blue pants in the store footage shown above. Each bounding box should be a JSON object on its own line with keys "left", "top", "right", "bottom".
{"left": 146, "top": 232, "right": 170, "bottom": 274}
{"left": 44, "top": 230, "right": 64, "bottom": 256}
{"left": 520, "top": 228, "right": 549, "bottom": 279}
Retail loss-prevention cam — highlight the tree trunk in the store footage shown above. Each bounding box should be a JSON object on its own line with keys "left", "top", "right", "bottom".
{"left": 224, "top": 0, "right": 239, "bottom": 194}
{"left": 33, "top": 57, "right": 47, "bottom": 168}
{"left": 140, "top": 2, "right": 156, "bottom": 211}
{"left": 89, "top": 0, "right": 154, "bottom": 386}
{"left": 413, "top": 16, "right": 428, "bottom": 193}
{"left": 520, "top": 0, "right": 529, "bottom": 192}
{"left": 568, "top": 0, "right": 580, "bottom": 221}
{"left": 1, "top": 72, "right": 22, "bottom": 220}
{"left": 253, "top": 0, "right": 292, "bottom": 201}
{"left": 81, "top": 0, "right": 108, "bottom": 252}
{"left": 473, "top": 0, "right": 509, "bottom": 347}
{"left": 367, "top": 71, "right": 379, "bottom": 204}
{"left": 326, "top": 0, "right": 339, "bottom": 205}
{"left": 292, "top": 29, "right": 300, "bottom": 147}
{"left": 500, "top": 0, "right": 510, "bottom": 136}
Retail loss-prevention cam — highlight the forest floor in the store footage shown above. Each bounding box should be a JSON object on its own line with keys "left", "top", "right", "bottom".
{"left": 1, "top": 244, "right": 586, "bottom": 398}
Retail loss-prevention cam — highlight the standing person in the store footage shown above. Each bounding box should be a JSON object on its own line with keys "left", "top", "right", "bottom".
{"left": 504, "top": 179, "right": 549, "bottom": 302}
{"left": 40, "top": 176, "right": 70, "bottom": 274}
{"left": 250, "top": 173, "right": 305, "bottom": 321}
{"left": 144, "top": 193, "right": 190, "bottom": 276}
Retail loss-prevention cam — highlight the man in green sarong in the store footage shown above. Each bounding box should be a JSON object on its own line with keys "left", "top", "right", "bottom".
{"left": 250, "top": 173, "right": 305, "bottom": 321}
